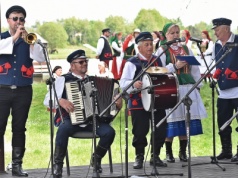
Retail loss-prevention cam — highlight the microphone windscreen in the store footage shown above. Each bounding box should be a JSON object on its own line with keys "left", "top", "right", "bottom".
{"left": 180, "top": 37, "right": 186, "bottom": 42}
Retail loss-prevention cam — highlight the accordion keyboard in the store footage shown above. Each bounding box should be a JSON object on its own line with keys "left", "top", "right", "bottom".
{"left": 65, "top": 81, "right": 85, "bottom": 125}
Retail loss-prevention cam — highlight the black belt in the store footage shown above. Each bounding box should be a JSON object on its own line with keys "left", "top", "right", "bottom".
{"left": 0, "top": 85, "right": 28, "bottom": 89}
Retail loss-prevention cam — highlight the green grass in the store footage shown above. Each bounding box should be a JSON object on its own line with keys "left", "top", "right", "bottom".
{"left": 48, "top": 45, "right": 96, "bottom": 60}
{"left": 3, "top": 81, "right": 238, "bottom": 169}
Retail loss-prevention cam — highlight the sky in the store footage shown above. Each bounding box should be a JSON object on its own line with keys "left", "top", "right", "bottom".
{"left": 1, "top": 0, "right": 237, "bottom": 31}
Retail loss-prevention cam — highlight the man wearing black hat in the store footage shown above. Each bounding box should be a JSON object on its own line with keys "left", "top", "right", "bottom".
{"left": 0, "top": 5, "right": 45, "bottom": 177}
{"left": 120, "top": 32, "right": 167, "bottom": 169}
{"left": 211, "top": 18, "right": 238, "bottom": 162}
{"left": 44, "top": 50, "right": 116, "bottom": 177}
{"left": 96, "top": 28, "right": 113, "bottom": 70}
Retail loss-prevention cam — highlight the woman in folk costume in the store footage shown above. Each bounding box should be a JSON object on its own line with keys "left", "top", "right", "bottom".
{"left": 196, "top": 30, "right": 214, "bottom": 78}
{"left": 155, "top": 23, "right": 207, "bottom": 163}
{"left": 151, "top": 31, "right": 161, "bottom": 51}
{"left": 181, "top": 29, "right": 193, "bottom": 49}
{"left": 117, "top": 29, "right": 141, "bottom": 80}
{"left": 111, "top": 32, "right": 123, "bottom": 80}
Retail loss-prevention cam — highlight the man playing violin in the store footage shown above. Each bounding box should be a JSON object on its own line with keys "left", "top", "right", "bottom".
{"left": 0, "top": 5, "right": 44, "bottom": 177}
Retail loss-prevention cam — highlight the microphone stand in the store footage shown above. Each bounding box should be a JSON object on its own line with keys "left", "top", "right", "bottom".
{"left": 156, "top": 46, "right": 234, "bottom": 178}
{"left": 90, "top": 87, "right": 101, "bottom": 178}
{"left": 99, "top": 44, "right": 182, "bottom": 178}
{"left": 36, "top": 40, "right": 64, "bottom": 176}
{"left": 181, "top": 42, "right": 226, "bottom": 170}
{"left": 147, "top": 86, "right": 183, "bottom": 177}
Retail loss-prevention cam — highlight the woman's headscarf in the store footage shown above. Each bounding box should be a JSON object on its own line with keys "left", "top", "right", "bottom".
{"left": 160, "top": 22, "right": 176, "bottom": 45}
{"left": 110, "top": 32, "right": 122, "bottom": 45}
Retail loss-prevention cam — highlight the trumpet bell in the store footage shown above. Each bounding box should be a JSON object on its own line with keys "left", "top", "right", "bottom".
{"left": 25, "top": 33, "right": 37, "bottom": 44}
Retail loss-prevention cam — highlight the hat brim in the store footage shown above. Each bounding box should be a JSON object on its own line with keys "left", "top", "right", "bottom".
{"left": 211, "top": 25, "right": 218, "bottom": 29}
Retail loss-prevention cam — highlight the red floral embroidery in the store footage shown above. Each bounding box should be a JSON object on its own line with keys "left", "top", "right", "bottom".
{"left": 5, "top": 62, "right": 11, "bottom": 69}
{"left": 0, "top": 63, "right": 12, "bottom": 74}
{"left": 132, "top": 99, "right": 138, "bottom": 106}
{"left": 0, "top": 66, "right": 3, "bottom": 73}
{"left": 231, "top": 72, "right": 238, "bottom": 79}
{"left": 224, "top": 68, "right": 238, "bottom": 79}
{"left": 21, "top": 65, "right": 28, "bottom": 72}
{"left": 21, "top": 65, "right": 33, "bottom": 78}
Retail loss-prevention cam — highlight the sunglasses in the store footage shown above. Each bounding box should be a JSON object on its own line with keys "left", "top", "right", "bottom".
{"left": 9, "top": 17, "right": 25, "bottom": 22}
{"left": 72, "top": 60, "right": 88, "bottom": 65}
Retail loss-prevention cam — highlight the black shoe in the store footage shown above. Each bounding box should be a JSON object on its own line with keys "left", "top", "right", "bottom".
{"left": 150, "top": 156, "right": 167, "bottom": 167}
{"left": 231, "top": 153, "right": 238, "bottom": 162}
{"left": 166, "top": 153, "right": 175, "bottom": 163}
{"left": 165, "top": 141, "right": 175, "bottom": 163}
{"left": 12, "top": 164, "right": 28, "bottom": 177}
{"left": 133, "top": 154, "right": 144, "bottom": 169}
{"left": 179, "top": 151, "right": 188, "bottom": 162}
{"left": 217, "top": 151, "right": 232, "bottom": 160}
{"left": 91, "top": 154, "right": 102, "bottom": 173}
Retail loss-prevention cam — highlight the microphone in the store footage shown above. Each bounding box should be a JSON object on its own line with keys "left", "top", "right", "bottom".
{"left": 225, "top": 43, "right": 238, "bottom": 47}
{"left": 189, "top": 37, "right": 202, "bottom": 43}
{"left": 164, "top": 37, "right": 186, "bottom": 45}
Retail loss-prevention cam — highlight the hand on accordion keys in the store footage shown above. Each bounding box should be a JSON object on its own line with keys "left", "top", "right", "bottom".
{"left": 59, "top": 98, "right": 75, "bottom": 113}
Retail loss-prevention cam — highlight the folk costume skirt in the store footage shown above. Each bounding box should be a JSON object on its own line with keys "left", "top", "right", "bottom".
{"left": 166, "top": 84, "right": 207, "bottom": 137}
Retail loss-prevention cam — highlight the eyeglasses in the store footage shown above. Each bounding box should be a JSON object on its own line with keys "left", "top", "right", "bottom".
{"left": 72, "top": 60, "right": 88, "bottom": 65}
{"left": 8, "top": 17, "right": 25, "bottom": 22}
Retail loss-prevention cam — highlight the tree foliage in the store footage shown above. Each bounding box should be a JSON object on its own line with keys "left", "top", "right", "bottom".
{"left": 38, "top": 22, "right": 68, "bottom": 50}
{"left": 28, "top": 9, "right": 227, "bottom": 48}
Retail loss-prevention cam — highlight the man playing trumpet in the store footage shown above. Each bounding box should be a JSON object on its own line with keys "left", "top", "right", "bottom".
{"left": 0, "top": 5, "right": 45, "bottom": 177}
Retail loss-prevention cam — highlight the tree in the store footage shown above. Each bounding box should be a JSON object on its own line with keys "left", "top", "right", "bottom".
{"left": 38, "top": 22, "right": 68, "bottom": 51}
{"left": 134, "top": 9, "right": 166, "bottom": 32}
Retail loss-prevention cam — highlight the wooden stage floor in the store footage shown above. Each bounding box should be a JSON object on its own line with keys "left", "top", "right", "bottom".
{"left": 0, "top": 156, "right": 237, "bottom": 178}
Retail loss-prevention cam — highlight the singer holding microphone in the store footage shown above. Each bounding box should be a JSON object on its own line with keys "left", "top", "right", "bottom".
{"left": 0, "top": 5, "right": 45, "bottom": 177}
{"left": 211, "top": 18, "right": 238, "bottom": 162}
{"left": 155, "top": 23, "right": 207, "bottom": 163}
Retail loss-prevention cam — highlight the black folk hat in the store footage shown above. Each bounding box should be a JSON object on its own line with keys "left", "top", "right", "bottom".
{"left": 102, "top": 28, "right": 110, "bottom": 33}
{"left": 135, "top": 32, "right": 153, "bottom": 44}
{"left": 6, "top": 5, "right": 26, "bottom": 18}
{"left": 67, "top": 50, "right": 87, "bottom": 63}
{"left": 212, "top": 18, "right": 232, "bottom": 29}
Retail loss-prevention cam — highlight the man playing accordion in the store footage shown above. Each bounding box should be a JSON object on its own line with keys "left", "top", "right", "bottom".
{"left": 44, "top": 50, "right": 121, "bottom": 178}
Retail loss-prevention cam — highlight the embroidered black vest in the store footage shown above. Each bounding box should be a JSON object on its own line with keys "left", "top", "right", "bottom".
{"left": 0, "top": 31, "right": 33, "bottom": 86}
{"left": 214, "top": 35, "right": 238, "bottom": 90}
{"left": 99, "top": 37, "right": 113, "bottom": 61}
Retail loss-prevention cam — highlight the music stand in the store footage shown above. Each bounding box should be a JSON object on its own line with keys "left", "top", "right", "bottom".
{"left": 156, "top": 45, "right": 234, "bottom": 178}
{"left": 99, "top": 44, "right": 183, "bottom": 178}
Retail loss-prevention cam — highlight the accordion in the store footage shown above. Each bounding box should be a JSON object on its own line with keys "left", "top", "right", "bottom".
{"left": 65, "top": 76, "right": 120, "bottom": 125}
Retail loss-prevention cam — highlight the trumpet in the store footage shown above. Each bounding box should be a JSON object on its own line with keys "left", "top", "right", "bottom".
{"left": 24, "top": 33, "right": 37, "bottom": 44}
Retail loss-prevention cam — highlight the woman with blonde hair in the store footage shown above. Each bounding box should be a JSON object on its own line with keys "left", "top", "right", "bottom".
{"left": 155, "top": 23, "right": 207, "bottom": 163}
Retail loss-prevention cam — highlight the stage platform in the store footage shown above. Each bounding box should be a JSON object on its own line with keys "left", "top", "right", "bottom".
{"left": 0, "top": 156, "right": 237, "bottom": 178}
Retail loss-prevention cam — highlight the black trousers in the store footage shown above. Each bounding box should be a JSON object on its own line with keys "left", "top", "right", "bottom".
{"left": 217, "top": 98, "right": 238, "bottom": 138}
{"left": 130, "top": 109, "right": 166, "bottom": 155}
{"left": 0, "top": 86, "right": 32, "bottom": 147}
